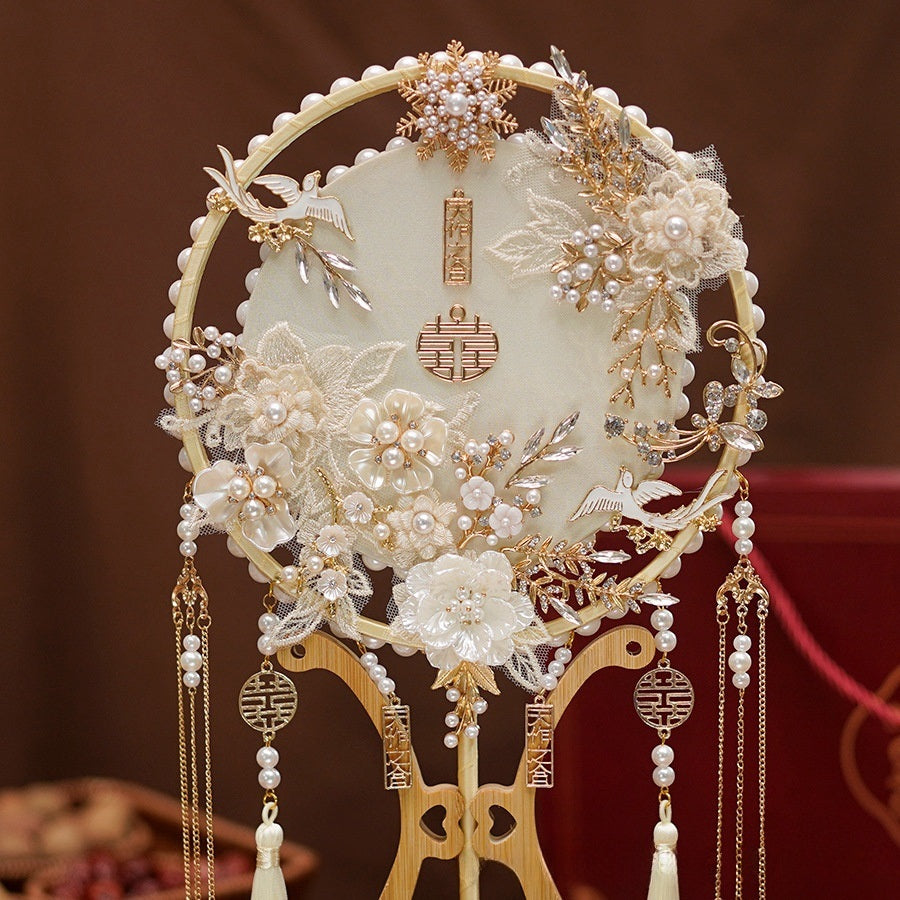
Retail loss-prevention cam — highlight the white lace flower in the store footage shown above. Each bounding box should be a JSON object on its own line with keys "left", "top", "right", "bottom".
{"left": 348, "top": 389, "right": 448, "bottom": 494}
{"left": 386, "top": 491, "right": 457, "bottom": 569}
{"left": 192, "top": 442, "right": 296, "bottom": 552}
{"left": 316, "top": 569, "right": 348, "bottom": 603}
{"left": 342, "top": 491, "right": 374, "bottom": 524}
{"left": 625, "top": 171, "right": 745, "bottom": 288}
{"left": 316, "top": 524, "right": 351, "bottom": 558}
{"left": 489, "top": 503, "right": 523, "bottom": 539}
{"left": 393, "top": 551, "right": 535, "bottom": 670}
{"left": 460, "top": 475, "right": 495, "bottom": 511}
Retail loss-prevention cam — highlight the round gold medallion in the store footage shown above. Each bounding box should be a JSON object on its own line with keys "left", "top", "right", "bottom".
{"left": 633, "top": 666, "right": 695, "bottom": 731}
{"left": 238, "top": 669, "right": 298, "bottom": 733}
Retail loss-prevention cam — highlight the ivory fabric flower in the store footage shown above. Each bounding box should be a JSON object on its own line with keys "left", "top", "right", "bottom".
{"left": 392, "top": 551, "right": 535, "bottom": 670}
{"left": 489, "top": 503, "right": 523, "bottom": 539}
{"left": 342, "top": 491, "right": 374, "bottom": 524}
{"left": 192, "top": 442, "right": 296, "bottom": 552}
{"left": 625, "top": 171, "right": 746, "bottom": 288}
{"left": 386, "top": 490, "right": 457, "bottom": 569}
{"left": 460, "top": 475, "right": 495, "bottom": 511}
{"left": 348, "top": 389, "right": 448, "bottom": 494}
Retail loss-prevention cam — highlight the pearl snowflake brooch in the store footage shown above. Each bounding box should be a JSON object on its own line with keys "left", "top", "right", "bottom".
{"left": 396, "top": 40, "right": 518, "bottom": 173}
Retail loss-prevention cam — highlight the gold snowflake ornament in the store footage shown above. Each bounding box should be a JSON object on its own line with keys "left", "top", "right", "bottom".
{"left": 397, "top": 41, "right": 518, "bottom": 173}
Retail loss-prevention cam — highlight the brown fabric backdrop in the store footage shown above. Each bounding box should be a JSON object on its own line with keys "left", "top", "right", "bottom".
{"left": 2, "top": 1, "right": 898, "bottom": 897}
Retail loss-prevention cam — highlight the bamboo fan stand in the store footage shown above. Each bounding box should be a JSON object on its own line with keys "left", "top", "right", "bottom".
{"left": 168, "top": 51, "right": 758, "bottom": 900}
{"left": 278, "top": 624, "right": 655, "bottom": 898}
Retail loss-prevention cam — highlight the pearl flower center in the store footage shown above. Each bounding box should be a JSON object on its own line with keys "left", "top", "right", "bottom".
{"left": 664, "top": 214, "right": 689, "bottom": 241}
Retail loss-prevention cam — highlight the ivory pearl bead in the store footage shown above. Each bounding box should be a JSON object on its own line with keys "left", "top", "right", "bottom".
{"left": 258, "top": 613, "right": 279, "bottom": 634}
{"left": 182, "top": 672, "right": 201, "bottom": 688}
{"left": 400, "top": 428, "right": 424, "bottom": 453}
{"left": 330, "top": 76, "right": 355, "bottom": 93}
{"left": 661, "top": 557, "right": 682, "bottom": 579}
{"left": 355, "top": 148, "right": 379, "bottom": 165}
{"left": 752, "top": 304, "right": 765, "bottom": 332}
{"left": 529, "top": 61, "right": 555, "bottom": 76}
{"left": 732, "top": 672, "right": 751, "bottom": 689}
{"left": 281, "top": 565, "right": 299, "bottom": 584}
{"left": 664, "top": 215, "right": 689, "bottom": 240}
{"left": 245, "top": 267, "right": 260, "bottom": 292}
{"left": 457, "top": 515, "right": 473, "bottom": 531}
{"left": 189, "top": 216, "right": 206, "bottom": 240}
{"left": 177, "top": 248, "right": 192, "bottom": 273}
{"left": 183, "top": 634, "right": 201, "bottom": 652}
{"left": 540, "top": 674, "right": 558, "bottom": 691}
{"left": 258, "top": 768, "right": 281, "bottom": 789}
{"left": 253, "top": 475, "right": 277, "bottom": 498}
{"left": 363, "top": 556, "right": 387, "bottom": 571}
{"left": 732, "top": 516, "right": 756, "bottom": 539}
{"left": 375, "top": 419, "right": 400, "bottom": 443}
{"left": 651, "top": 126, "right": 674, "bottom": 147}
{"left": 394, "top": 56, "right": 418, "bottom": 69}
{"left": 299, "top": 92, "right": 323, "bottom": 111}
{"left": 180, "top": 651, "right": 202, "bottom": 672}
{"left": 525, "top": 489, "right": 541, "bottom": 505}
{"left": 735, "top": 500, "right": 753, "bottom": 517}
{"left": 177, "top": 521, "right": 199, "bottom": 541}
{"left": 373, "top": 523, "right": 391, "bottom": 541}
{"left": 163, "top": 313, "right": 175, "bottom": 339}
{"left": 653, "top": 766, "right": 675, "bottom": 787}
{"left": 364, "top": 637, "right": 386, "bottom": 649}
{"left": 576, "top": 619, "right": 602, "bottom": 636}
{"left": 744, "top": 270, "right": 759, "bottom": 298}
{"left": 326, "top": 165, "right": 348, "bottom": 184}
{"left": 257, "top": 635, "right": 276, "bottom": 656}
{"left": 177, "top": 445, "right": 192, "bottom": 473}
{"left": 735, "top": 539, "right": 754, "bottom": 555}
{"left": 243, "top": 499, "right": 265, "bottom": 521}
{"left": 684, "top": 530, "right": 704, "bottom": 553}
{"left": 443, "top": 732, "right": 459, "bottom": 748}
{"left": 574, "top": 261, "right": 594, "bottom": 280}
{"left": 226, "top": 537, "right": 245, "bottom": 559}
{"left": 681, "top": 359, "right": 695, "bottom": 385}
{"left": 548, "top": 660, "right": 566, "bottom": 678}
{"left": 272, "top": 111, "right": 294, "bottom": 131}
{"left": 554, "top": 647, "right": 572, "bottom": 664}
{"left": 446, "top": 688, "right": 461, "bottom": 702}
{"left": 729, "top": 651, "right": 752, "bottom": 673}
{"left": 179, "top": 540, "right": 197, "bottom": 558}
{"left": 650, "top": 609, "right": 674, "bottom": 632}
{"left": 362, "top": 64, "right": 388, "bottom": 79}
{"left": 566, "top": 289, "right": 580, "bottom": 304}
{"left": 464, "top": 724, "right": 480, "bottom": 738}
{"left": 386, "top": 136, "right": 411, "bottom": 150}
{"left": 606, "top": 606, "right": 627, "bottom": 620}
{"left": 168, "top": 280, "right": 181, "bottom": 306}
{"left": 381, "top": 446, "right": 405, "bottom": 469}
{"left": 472, "top": 698, "right": 488, "bottom": 714}
{"left": 412, "top": 511, "right": 435, "bottom": 534}
{"left": 257, "top": 746, "right": 279, "bottom": 768}
{"left": 445, "top": 713, "right": 460, "bottom": 728}
{"left": 652, "top": 744, "right": 674, "bottom": 766}
{"left": 247, "top": 133, "right": 268, "bottom": 155}
{"left": 485, "top": 534, "right": 499, "bottom": 547}
{"left": 369, "top": 664, "right": 387, "bottom": 681}
{"left": 594, "top": 86, "right": 619, "bottom": 104}
{"left": 306, "top": 554, "right": 325, "bottom": 575}
{"left": 392, "top": 644, "right": 417, "bottom": 657}
{"left": 360, "top": 652, "right": 378, "bottom": 669}
{"left": 378, "top": 677, "right": 395, "bottom": 695}
{"left": 624, "top": 104, "right": 647, "bottom": 125}
{"left": 214, "top": 365, "right": 232, "bottom": 385}
{"left": 655, "top": 631, "right": 677, "bottom": 652}
{"left": 248, "top": 563, "right": 268, "bottom": 584}
{"left": 603, "top": 253, "right": 624, "bottom": 274}
{"left": 499, "top": 54, "right": 523, "bottom": 67}
{"left": 549, "top": 285, "right": 564, "bottom": 302}
{"left": 734, "top": 634, "right": 752, "bottom": 652}
{"left": 675, "top": 394, "right": 691, "bottom": 419}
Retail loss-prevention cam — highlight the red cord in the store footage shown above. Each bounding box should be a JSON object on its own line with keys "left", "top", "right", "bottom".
{"left": 718, "top": 510, "right": 900, "bottom": 728}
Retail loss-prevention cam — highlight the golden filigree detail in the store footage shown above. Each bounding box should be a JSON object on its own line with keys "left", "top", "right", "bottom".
{"left": 397, "top": 40, "right": 518, "bottom": 173}
{"left": 432, "top": 660, "right": 500, "bottom": 736}
{"left": 206, "top": 188, "right": 237, "bottom": 212}
{"left": 382, "top": 704, "right": 413, "bottom": 790}
{"left": 249, "top": 220, "right": 313, "bottom": 251}
{"left": 525, "top": 702, "right": 555, "bottom": 788}
{"left": 444, "top": 189, "right": 473, "bottom": 284}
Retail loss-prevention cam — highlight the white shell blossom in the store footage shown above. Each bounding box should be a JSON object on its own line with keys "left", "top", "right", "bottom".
{"left": 342, "top": 491, "right": 374, "bottom": 524}
{"left": 393, "top": 551, "right": 535, "bottom": 670}
{"left": 348, "top": 389, "right": 448, "bottom": 494}
{"left": 489, "top": 503, "right": 523, "bottom": 539}
{"left": 460, "top": 475, "right": 495, "bottom": 511}
{"left": 192, "top": 442, "right": 296, "bottom": 552}
{"left": 315, "top": 524, "right": 351, "bottom": 558}
{"left": 625, "top": 171, "right": 746, "bottom": 288}
{"left": 386, "top": 490, "right": 457, "bottom": 569}
{"left": 316, "top": 569, "right": 348, "bottom": 603}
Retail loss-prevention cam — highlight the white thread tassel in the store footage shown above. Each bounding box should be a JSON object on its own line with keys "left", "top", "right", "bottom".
{"left": 252, "top": 802, "right": 288, "bottom": 900}
{"left": 647, "top": 800, "right": 679, "bottom": 900}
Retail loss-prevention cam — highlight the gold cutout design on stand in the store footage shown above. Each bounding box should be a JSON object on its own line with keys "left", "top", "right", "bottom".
{"left": 383, "top": 704, "right": 413, "bottom": 790}
{"left": 444, "top": 190, "right": 473, "bottom": 285}
{"left": 524, "top": 702, "right": 555, "bottom": 788}
{"left": 633, "top": 666, "right": 695, "bottom": 731}
{"left": 239, "top": 669, "right": 298, "bottom": 733}
{"left": 417, "top": 306, "right": 498, "bottom": 383}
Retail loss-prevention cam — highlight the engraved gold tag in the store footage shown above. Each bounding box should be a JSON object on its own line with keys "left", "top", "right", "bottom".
{"left": 417, "top": 305, "right": 498, "bottom": 383}
{"left": 382, "top": 704, "right": 413, "bottom": 790}
{"left": 444, "top": 189, "right": 472, "bottom": 285}
{"left": 525, "top": 702, "right": 555, "bottom": 788}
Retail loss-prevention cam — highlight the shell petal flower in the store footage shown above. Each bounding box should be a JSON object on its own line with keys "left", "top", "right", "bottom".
{"left": 460, "top": 475, "right": 495, "bottom": 511}
{"left": 342, "top": 491, "right": 374, "bottom": 524}
{"left": 348, "top": 389, "right": 448, "bottom": 494}
{"left": 192, "top": 441, "right": 296, "bottom": 552}
{"left": 489, "top": 503, "right": 524, "bottom": 539}
{"left": 393, "top": 551, "right": 535, "bottom": 671}
{"left": 315, "top": 524, "right": 351, "bottom": 558}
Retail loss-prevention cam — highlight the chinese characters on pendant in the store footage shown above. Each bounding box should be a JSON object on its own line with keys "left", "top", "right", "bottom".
{"left": 383, "top": 704, "right": 413, "bottom": 790}
{"left": 525, "top": 702, "right": 555, "bottom": 788}
{"left": 444, "top": 189, "right": 473, "bottom": 285}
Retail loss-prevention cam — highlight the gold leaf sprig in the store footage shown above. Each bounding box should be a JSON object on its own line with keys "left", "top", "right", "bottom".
{"left": 168, "top": 326, "right": 246, "bottom": 403}
{"left": 432, "top": 661, "right": 500, "bottom": 736}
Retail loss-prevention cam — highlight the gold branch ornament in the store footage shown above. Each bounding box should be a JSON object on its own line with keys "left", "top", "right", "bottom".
{"left": 397, "top": 40, "right": 518, "bottom": 173}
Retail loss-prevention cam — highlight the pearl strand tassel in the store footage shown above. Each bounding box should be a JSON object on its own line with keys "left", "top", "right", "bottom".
{"left": 251, "top": 802, "right": 287, "bottom": 900}
{"left": 647, "top": 800, "right": 679, "bottom": 900}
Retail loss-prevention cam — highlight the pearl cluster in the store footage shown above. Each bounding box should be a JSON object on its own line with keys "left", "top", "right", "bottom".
{"left": 650, "top": 604, "right": 677, "bottom": 654}
{"left": 731, "top": 500, "right": 755, "bottom": 556}
{"left": 549, "top": 225, "right": 627, "bottom": 311}
{"left": 442, "top": 687, "right": 488, "bottom": 749}
{"left": 651, "top": 741, "right": 676, "bottom": 788}
{"left": 360, "top": 649, "right": 397, "bottom": 698}
{"left": 177, "top": 502, "right": 202, "bottom": 558}
{"left": 729, "top": 633, "right": 753, "bottom": 689}
{"left": 156, "top": 324, "right": 240, "bottom": 411}
{"left": 257, "top": 610, "right": 280, "bottom": 657}
{"left": 256, "top": 744, "right": 281, "bottom": 790}
{"left": 179, "top": 634, "right": 203, "bottom": 689}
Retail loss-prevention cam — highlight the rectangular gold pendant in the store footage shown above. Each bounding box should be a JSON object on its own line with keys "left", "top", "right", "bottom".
{"left": 525, "top": 702, "right": 555, "bottom": 788}
{"left": 443, "top": 189, "right": 472, "bottom": 285}
{"left": 382, "top": 705, "right": 413, "bottom": 790}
